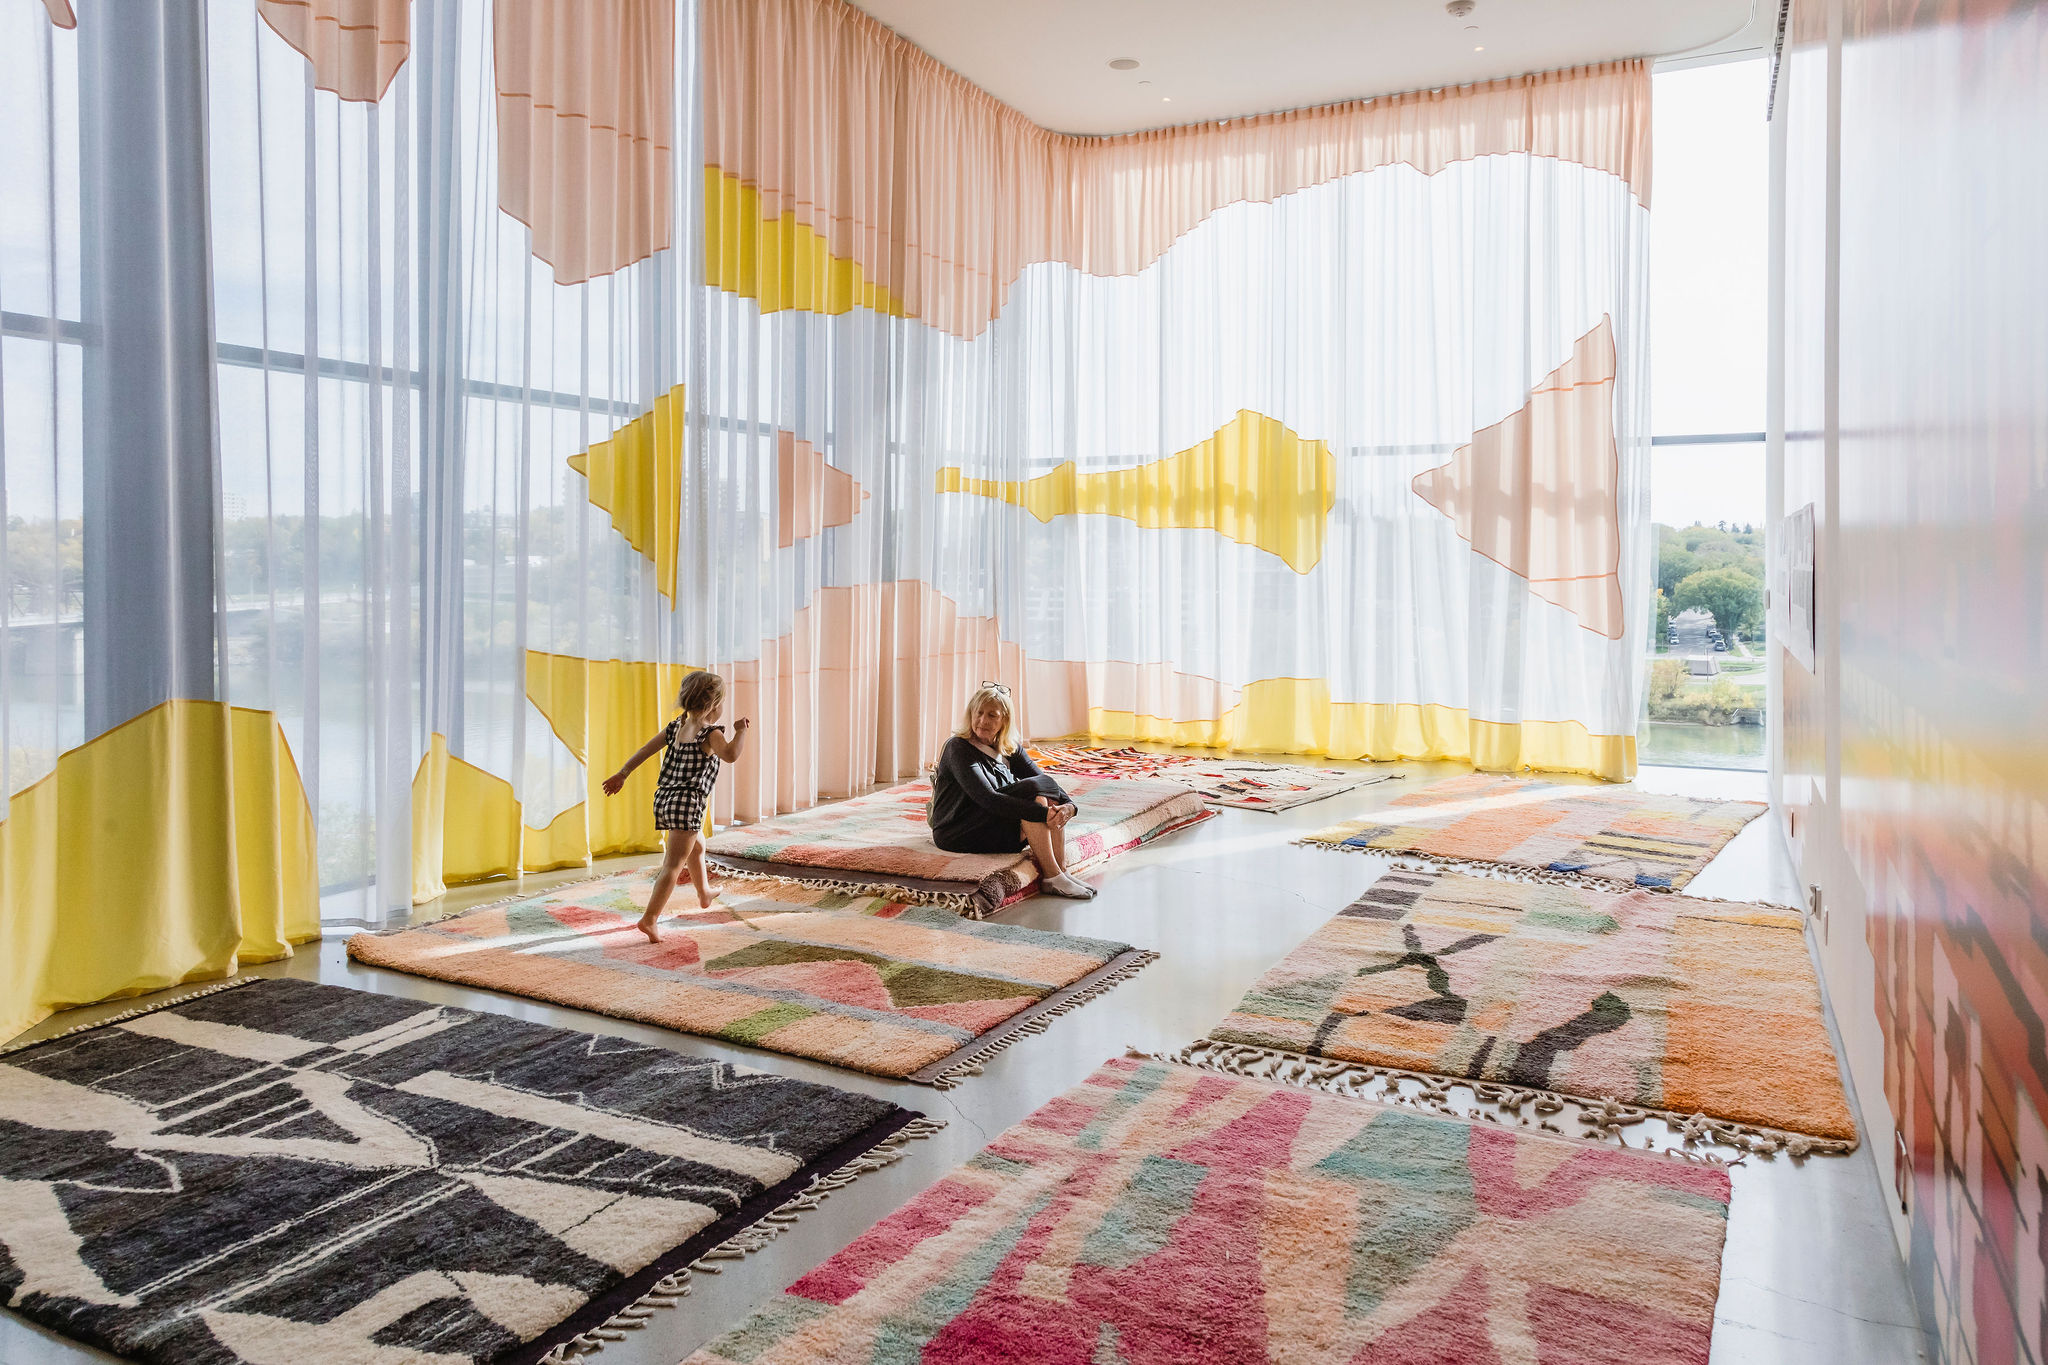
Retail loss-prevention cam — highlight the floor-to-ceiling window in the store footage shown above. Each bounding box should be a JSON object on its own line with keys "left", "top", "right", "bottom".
{"left": 1644, "top": 56, "right": 1769, "bottom": 770}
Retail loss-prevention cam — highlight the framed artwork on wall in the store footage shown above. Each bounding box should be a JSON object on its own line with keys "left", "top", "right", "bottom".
{"left": 1773, "top": 502, "right": 1817, "bottom": 671}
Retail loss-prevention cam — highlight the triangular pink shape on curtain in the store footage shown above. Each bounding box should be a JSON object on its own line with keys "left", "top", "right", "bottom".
{"left": 1412, "top": 316, "right": 1624, "bottom": 639}
{"left": 778, "top": 431, "right": 869, "bottom": 548}
{"left": 257, "top": 0, "right": 411, "bottom": 103}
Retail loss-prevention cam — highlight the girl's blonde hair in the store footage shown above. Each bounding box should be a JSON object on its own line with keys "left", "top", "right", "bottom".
{"left": 677, "top": 670, "right": 726, "bottom": 718}
{"left": 956, "top": 683, "right": 1019, "bottom": 756}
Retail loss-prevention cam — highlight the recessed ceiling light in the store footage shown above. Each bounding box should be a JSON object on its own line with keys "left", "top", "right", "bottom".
{"left": 1162, "top": 96, "right": 1172, "bottom": 102}
{"left": 1108, "top": 58, "right": 1140, "bottom": 70}
{"left": 1474, "top": 44, "right": 1484, "bottom": 50}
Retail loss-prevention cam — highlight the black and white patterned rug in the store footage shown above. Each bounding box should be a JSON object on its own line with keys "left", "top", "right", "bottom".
{"left": 0, "top": 976, "right": 927, "bottom": 1364}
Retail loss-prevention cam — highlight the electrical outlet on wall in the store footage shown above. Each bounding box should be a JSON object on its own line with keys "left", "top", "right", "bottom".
{"left": 1808, "top": 884, "right": 1828, "bottom": 943}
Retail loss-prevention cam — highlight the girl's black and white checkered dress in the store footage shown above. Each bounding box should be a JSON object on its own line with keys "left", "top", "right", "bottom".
{"left": 652, "top": 719, "right": 722, "bottom": 831}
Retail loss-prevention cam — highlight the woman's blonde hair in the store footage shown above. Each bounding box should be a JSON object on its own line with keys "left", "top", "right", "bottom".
{"left": 677, "top": 670, "right": 726, "bottom": 718}
{"left": 956, "top": 683, "right": 1019, "bottom": 755}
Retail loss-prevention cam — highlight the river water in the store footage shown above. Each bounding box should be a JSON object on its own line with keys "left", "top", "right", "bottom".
{"left": 1638, "top": 720, "right": 1765, "bottom": 771}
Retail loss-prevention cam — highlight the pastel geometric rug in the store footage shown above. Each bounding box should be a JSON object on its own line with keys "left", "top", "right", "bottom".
{"left": 682, "top": 1055, "right": 1733, "bottom": 1365}
{"left": 349, "top": 872, "right": 1155, "bottom": 1087}
{"left": 1297, "top": 771, "right": 1767, "bottom": 891}
{"left": 0, "top": 976, "right": 934, "bottom": 1365}
{"left": 1208, "top": 866, "right": 1858, "bottom": 1147}
{"left": 1028, "top": 742, "right": 1401, "bottom": 811}
{"left": 706, "top": 775, "right": 1211, "bottom": 917}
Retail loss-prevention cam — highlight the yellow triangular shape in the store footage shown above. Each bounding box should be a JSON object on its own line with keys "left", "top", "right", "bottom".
{"left": 570, "top": 384, "right": 684, "bottom": 602}
{"left": 935, "top": 409, "right": 1337, "bottom": 573}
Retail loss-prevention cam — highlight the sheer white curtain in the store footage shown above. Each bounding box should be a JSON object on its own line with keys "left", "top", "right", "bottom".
{"left": 688, "top": 0, "right": 1652, "bottom": 803}
{"left": 205, "top": 0, "right": 687, "bottom": 916}
{"left": 3, "top": 0, "right": 1649, "bottom": 951}
{"left": 993, "top": 155, "right": 1650, "bottom": 759}
{"left": 0, "top": 2, "right": 82, "bottom": 815}
{"left": 682, "top": 284, "right": 1014, "bottom": 824}
{"left": 692, "top": 155, "right": 1649, "bottom": 812}
{"left": 2, "top": 0, "right": 688, "bottom": 930}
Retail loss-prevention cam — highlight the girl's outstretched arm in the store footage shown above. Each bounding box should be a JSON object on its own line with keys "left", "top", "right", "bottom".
{"left": 708, "top": 717, "right": 751, "bottom": 762}
{"left": 603, "top": 729, "right": 669, "bottom": 795}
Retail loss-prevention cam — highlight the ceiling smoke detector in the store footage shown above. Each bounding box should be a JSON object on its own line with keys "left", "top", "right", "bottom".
{"left": 1446, "top": 0, "right": 1476, "bottom": 16}
{"left": 1107, "top": 57, "right": 1140, "bottom": 70}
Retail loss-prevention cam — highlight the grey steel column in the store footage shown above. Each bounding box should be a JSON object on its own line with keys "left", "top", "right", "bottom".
{"left": 414, "top": 0, "right": 466, "bottom": 752}
{"left": 78, "top": 0, "right": 222, "bottom": 736}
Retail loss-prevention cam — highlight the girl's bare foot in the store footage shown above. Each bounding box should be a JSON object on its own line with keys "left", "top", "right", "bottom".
{"left": 638, "top": 911, "right": 662, "bottom": 943}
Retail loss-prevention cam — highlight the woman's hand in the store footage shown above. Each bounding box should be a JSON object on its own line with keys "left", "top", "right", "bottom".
{"left": 601, "top": 771, "right": 628, "bottom": 796}
{"left": 1047, "top": 801, "right": 1075, "bottom": 829}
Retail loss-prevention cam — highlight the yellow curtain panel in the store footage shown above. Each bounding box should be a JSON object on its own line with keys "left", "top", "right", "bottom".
{"left": 1, "top": 700, "right": 321, "bottom": 1041}
{"left": 526, "top": 650, "right": 709, "bottom": 857}
{"left": 405, "top": 653, "right": 718, "bottom": 906}
{"left": 409, "top": 733, "right": 526, "bottom": 903}
{"left": 1076, "top": 679, "right": 1636, "bottom": 782}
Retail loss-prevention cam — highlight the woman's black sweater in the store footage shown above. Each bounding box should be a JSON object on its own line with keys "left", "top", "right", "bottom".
{"left": 927, "top": 736, "right": 1072, "bottom": 852}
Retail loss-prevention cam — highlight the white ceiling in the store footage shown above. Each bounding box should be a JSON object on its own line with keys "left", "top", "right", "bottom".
{"left": 849, "top": 0, "right": 1768, "bottom": 136}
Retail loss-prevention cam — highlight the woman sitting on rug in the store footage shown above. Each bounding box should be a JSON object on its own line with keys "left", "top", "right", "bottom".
{"left": 928, "top": 682, "right": 1096, "bottom": 899}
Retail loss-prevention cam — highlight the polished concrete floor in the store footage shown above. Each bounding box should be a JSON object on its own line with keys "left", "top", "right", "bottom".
{"left": 2, "top": 759, "right": 1931, "bottom": 1365}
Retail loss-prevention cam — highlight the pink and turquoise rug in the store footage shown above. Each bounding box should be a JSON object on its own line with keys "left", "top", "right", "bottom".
{"left": 682, "top": 1054, "right": 1732, "bottom": 1364}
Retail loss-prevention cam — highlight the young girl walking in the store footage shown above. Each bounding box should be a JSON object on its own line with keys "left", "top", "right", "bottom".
{"left": 603, "top": 670, "right": 750, "bottom": 942}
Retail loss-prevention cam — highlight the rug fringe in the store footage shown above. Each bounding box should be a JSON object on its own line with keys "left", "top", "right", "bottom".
{"left": 1142, "top": 1039, "right": 1857, "bottom": 1162}
{"left": 930, "top": 951, "right": 1161, "bottom": 1090}
{"left": 538, "top": 1114, "right": 947, "bottom": 1363}
{"left": 711, "top": 866, "right": 979, "bottom": 916}
{"left": 1295, "top": 842, "right": 1658, "bottom": 895}
{"left": 1, "top": 976, "right": 262, "bottom": 1056}
{"left": 1297, "top": 845, "right": 1799, "bottom": 910}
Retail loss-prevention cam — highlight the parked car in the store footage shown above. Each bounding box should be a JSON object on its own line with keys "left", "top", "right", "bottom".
{"left": 1713, "top": 639, "right": 1728, "bottom": 651}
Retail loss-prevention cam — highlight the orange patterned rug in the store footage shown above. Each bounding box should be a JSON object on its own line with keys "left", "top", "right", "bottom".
{"left": 350, "top": 872, "right": 1154, "bottom": 1087}
{"left": 1208, "top": 866, "right": 1857, "bottom": 1149}
{"left": 1298, "top": 771, "right": 1766, "bottom": 891}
